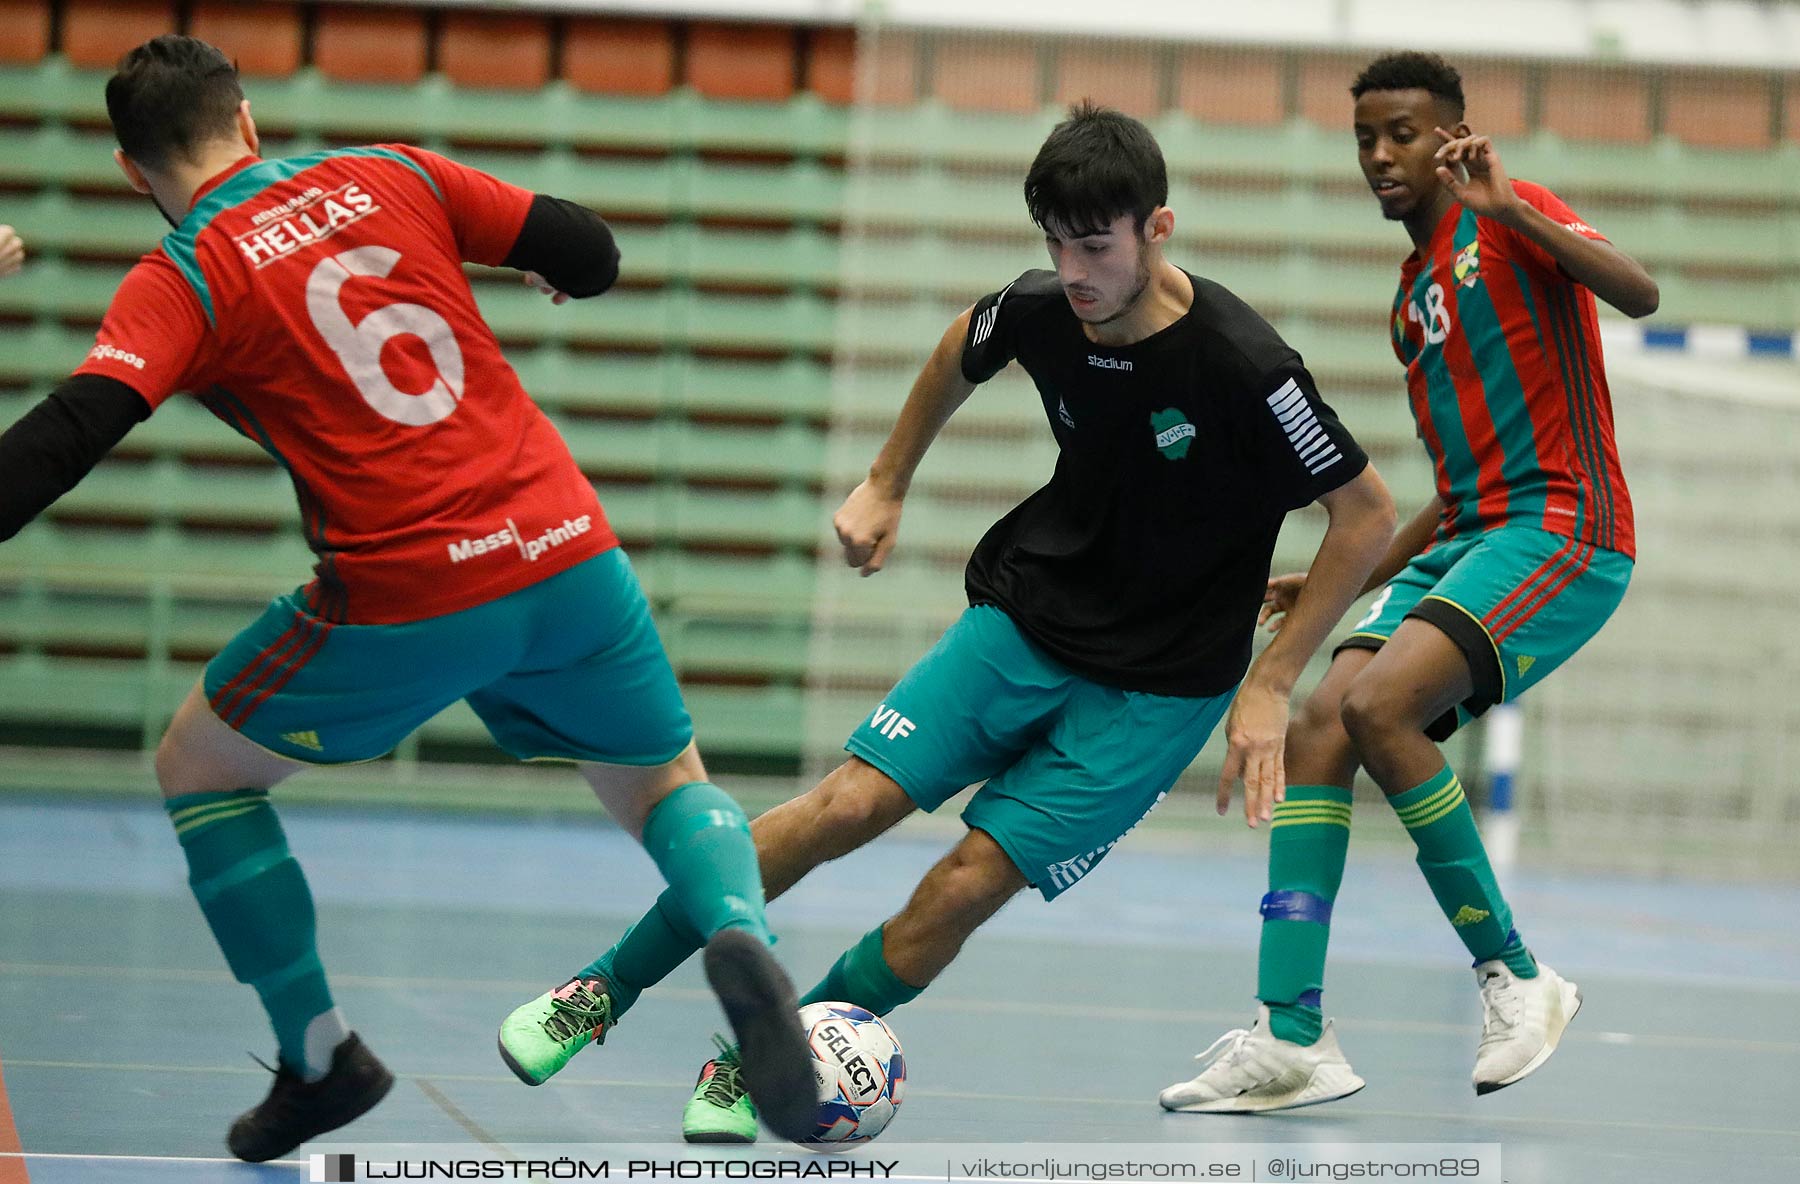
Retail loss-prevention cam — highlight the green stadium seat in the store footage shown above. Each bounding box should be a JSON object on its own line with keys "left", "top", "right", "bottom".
{"left": 664, "top": 616, "right": 810, "bottom": 679}
{"left": 498, "top": 350, "right": 832, "bottom": 421}
{"left": 1653, "top": 273, "right": 1799, "bottom": 329}
{"left": 51, "top": 458, "right": 297, "bottom": 526}
{"left": 675, "top": 356, "right": 832, "bottom": 419}
{"left": 0, "top": 258, "right": 131, "bottom": 320}
{"left": 683, "top": 686, "right": 806, "bottom": 756}
{"left": 663, "top": 550, "right": 814, "bottom": 612}
{"left": 0, "top": 653, "right": 180, "bottom": 726}
{"left": 0, "top": 517, "right": 312, "bottom": 584}
{"left": 1154, "top": 116, "right": 1347, "bottom": 183}
{"left": 9, "top": 191, "right": 167, "bottom": 256}
{"left": 0, "top": 125, "right": 132, "bottom": 190}
{"left": 0, "top": 61, "right": 88, "bottom": 120}
{"left": 0, "top": 326, "right": 102, "bottom": 384}
{"left": 501, "top": 348, "right": 672, "bottom": 416}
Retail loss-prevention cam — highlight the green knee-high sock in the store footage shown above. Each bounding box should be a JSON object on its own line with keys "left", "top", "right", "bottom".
{"left": 1390, "top": 766, "right": 1536, "bottom": 978}
{"left": 166, "top": 789, "right": 346, "bottom": 1080}
{"left": 799, "top": 925, "right": 923, "bottom": 1017}
{"left": 1256, "top": 786, "right": 1353, "bottom": 1046}
{"left": 639, "top": 782, "right": 772, "bottom": 947}
{"left": 580, "top": 891, "right": 701, "bottom": 1018}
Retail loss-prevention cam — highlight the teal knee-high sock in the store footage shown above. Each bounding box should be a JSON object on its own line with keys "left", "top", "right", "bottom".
{"left": 1256, "top": 786, "right": 1353, "bottom": 1045}
{"left": 580, "top": 891, "right": 701, "bottom": 1018}
{"left": 640, "top": 782, "right": 772, "bottom": 946}
{"left": 1391, "top": 766, "right": 1536, "bottom": 978}
{"left": 166, "top": 789, "right": 346, "bottom": 1080}
{"left": 799, "top": 925, "right": 923, "bottom": 1017}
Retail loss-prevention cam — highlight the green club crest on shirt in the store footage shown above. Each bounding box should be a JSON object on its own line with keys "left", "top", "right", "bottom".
{"left": 1150, "top": 408, "right": 1195, "bottom": 460}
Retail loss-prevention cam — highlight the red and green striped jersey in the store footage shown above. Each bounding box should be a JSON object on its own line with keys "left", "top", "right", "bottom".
{"left": 1390, "top": 180, "right": 1635, "bottom": 559}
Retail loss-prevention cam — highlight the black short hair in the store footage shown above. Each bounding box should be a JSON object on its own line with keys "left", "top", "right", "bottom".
{"left": 106, "top": 35, "right": 244, "bottom": 172}
{"left": 1350, "top": 51, "right": 1465, "bottom": 120}
{"left": 1024, "top": 101, "right": 1168, "bottom": 238}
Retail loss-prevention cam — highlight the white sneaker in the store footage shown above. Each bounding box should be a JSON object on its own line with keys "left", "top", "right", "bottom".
{"left": 1472, "top": 959, "right": 1582, "bottom": 1095}
{"left": 1159, "top": 1005, "right": 1366, "bottom": 1113}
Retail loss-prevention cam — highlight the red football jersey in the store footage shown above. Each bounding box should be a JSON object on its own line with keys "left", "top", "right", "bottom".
{"left": 74, "top": 145, "right": 616, "bottom": 624}
{"left": 1390, "top": 180, "right": 1634, "bottom": 558}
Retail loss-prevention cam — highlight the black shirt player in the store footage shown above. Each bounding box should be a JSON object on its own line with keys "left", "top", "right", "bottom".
{"left": 552, "top": 101, "right": 1399, "bottom": 1142}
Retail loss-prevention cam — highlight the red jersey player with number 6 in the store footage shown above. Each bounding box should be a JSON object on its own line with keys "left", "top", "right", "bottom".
{"left": 0, "top": 35, "right": 818, "bottom": 1159}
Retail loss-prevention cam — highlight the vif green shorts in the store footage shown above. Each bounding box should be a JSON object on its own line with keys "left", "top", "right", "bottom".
{"left": 846, "top": 605, "right": 1235, "bottom": 900}
{"left": 1336, "top": 526, "right": 1632, "bottom": 738}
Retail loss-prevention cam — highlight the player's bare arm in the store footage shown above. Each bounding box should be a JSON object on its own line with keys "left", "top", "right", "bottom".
{"left": 834, "top": 307, "right": 979, "bottom": 576}
{"left": 0, "top": 224, "right": 23, "bottom": 277}
{"left": 1261, "top": 494, "right": 1440, "bottom": 633}
{"left": 1219, "top": 464, "right": 1397, "bottom": 826}
{"left": 1358, "top": 494, "right": 1440, "bottom": 595}
{"left": 1432, "top": 129, "right": 1659, "bottom": 317}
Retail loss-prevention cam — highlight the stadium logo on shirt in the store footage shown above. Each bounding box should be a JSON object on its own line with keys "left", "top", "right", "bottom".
{"left": 88, "top": 342, "right": 147, "bottom": 370}
{"left": 1149, "top": 407, "right": 1195, "bottom": 460}
{"left": 235, "top": 182, "right": 380, "bottom": 268}
{"left": 1453, "top": 240, "right": 1482, "bottom": 289}
{"left": 1087, "top": 355, "right": 1132, "bottom": 371}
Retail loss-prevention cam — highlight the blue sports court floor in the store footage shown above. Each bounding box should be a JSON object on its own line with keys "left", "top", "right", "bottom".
{"left": 1, "top": 795, "right": 1796, "bottom": 1182}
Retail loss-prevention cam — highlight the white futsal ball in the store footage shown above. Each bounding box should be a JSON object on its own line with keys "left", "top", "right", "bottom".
{"left": 793, "top": 1002, "right": 906, "bottom": 1146}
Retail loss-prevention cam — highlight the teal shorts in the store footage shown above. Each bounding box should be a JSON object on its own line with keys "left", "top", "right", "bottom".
{"left": 1336, "top": 525, "right": 1632, "bottom": 739}
{"left": 203, "top": 548, "right": 694, "bottom": 766}
{"left": 845, "top": 605, "right": 1235, "bottom": 901}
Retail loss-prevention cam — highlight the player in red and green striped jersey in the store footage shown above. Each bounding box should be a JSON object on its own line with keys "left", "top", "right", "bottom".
{"left": 1162, "top": 51, "right": 1659, "bottom": 1113}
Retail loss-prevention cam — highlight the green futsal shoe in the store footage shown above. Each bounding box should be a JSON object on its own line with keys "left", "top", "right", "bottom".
{"left": 498, "top": 974, "right": 615, "bottom": 1086}
{"left": 682, "top": 1037, "right": 760, "bottom": 1144}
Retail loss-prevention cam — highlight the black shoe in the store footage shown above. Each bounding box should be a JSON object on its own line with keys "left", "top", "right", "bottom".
{"left": 702, "top": 929, "right": 817, "bottom": 1144}
{"left": 227, "top": 1032, "right": 395, "bottom": 1162}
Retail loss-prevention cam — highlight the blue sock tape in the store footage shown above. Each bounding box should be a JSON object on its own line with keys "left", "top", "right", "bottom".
{"left": 1260, "top": 890, "right": 1333, "bottom": 925}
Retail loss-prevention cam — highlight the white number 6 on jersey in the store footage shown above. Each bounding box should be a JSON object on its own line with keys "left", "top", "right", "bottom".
{"left": 305, "top": 246, "right": 465, "bottom": 426}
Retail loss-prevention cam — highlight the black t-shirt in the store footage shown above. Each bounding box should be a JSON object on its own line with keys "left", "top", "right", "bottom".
{"left": 959, "top": 268, "right": 1368, "bottom": 697}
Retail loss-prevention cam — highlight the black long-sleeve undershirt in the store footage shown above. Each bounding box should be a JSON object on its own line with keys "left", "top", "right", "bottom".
{"left": 501, "top": 193, "right": 621, "bottom": 298}
{"left": 1, "top": 193, "right": 616, "bottom": 543}
{"left": 0, "top": 374, "right": 150, "bottom": 541}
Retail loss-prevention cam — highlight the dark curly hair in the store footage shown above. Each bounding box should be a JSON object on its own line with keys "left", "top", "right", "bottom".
{"left": 1350, "top": 51, "right": 1465, "bottom": 120}
{"left": 1024, "top": 100, "right": 1168, "bottom": 238}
